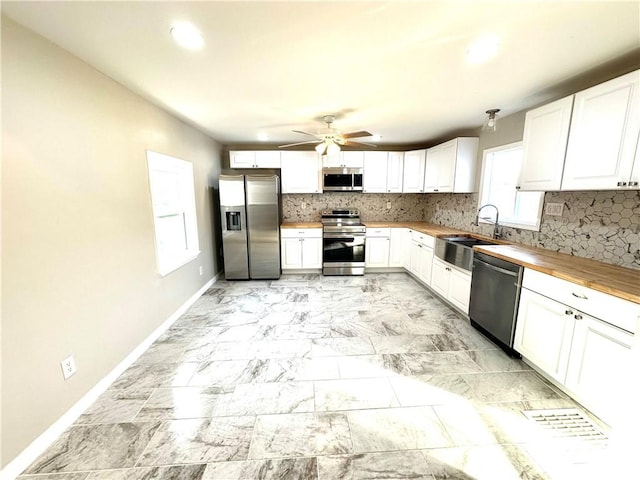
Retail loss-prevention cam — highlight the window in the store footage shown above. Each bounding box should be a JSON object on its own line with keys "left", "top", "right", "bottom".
{"left": 146, "top": 150, "right": 199, "bottom": 276}
{"left": 479, "top": 142, "right": 544, "bottom": 230}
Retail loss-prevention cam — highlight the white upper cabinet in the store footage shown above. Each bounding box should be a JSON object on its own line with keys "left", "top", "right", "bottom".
{"left": 386, "top": 152, "right": 405, "bottom": 193}
{"left": 230, "top": 150, "right": 281, "bottom": 168}
{"left": 281, "top": 151, "right": 322, "bottom": 193}
{"left": 323, "top": 151, "right": 364, "bottom": 168}
{"left": 363, "top": 151, "right": 405, "bottom": 193}
{"left": 363, "top": 151, "right": 389, "bottom": 192}
{"left": 424, "top": 138, "right": 478, "bottom": 193}
{"left": 519, "top": 96, "right": 574, "bottom": 191}
{"left": 561, "top": 70, "right": 640, "bottom": 190}
{"left": 402, "top": 149, "right": 426, "bottom": 193}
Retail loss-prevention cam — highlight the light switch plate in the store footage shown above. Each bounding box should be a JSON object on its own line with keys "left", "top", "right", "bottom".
{"left": 544, "top": 202, "right": 564, "bottom": 216}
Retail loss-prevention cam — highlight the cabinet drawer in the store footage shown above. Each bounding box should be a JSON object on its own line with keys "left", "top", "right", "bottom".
{"left": 411, "top": 231, "right": 435, "bottom": 248}
{"left": 281, "top": 228, "right": 322, "bottom": 239}
{"left": 522, "top": 269, "right": 638, "bottom": 333}
{"left": 366, "top": 227, "right": 391, "bottom": 237}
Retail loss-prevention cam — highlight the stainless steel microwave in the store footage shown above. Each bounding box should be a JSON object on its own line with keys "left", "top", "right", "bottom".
{"left": 322, "top": 167, "right": 363, "bottom": 192}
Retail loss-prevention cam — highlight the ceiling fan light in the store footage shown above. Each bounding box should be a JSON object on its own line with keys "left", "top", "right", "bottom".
{"left": 327, "top": 141, "right": 341, "bottom": 155}
{"left": 315, "top": 142, "right": 327, "bottom": 155}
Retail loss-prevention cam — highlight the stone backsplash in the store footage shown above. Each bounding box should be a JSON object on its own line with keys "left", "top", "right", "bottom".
{"left": 424, "top": 190, "right": 639, "bottom": 270}
{"left": 282, "top": 190, "right": 640, "bottom": 269}
{"left": 282, "top": 193, "right": 429, "bottom": 222}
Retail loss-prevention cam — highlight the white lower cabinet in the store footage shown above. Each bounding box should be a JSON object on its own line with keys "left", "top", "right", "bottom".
{"left": 514, "top": 268, "right": 638, "bottom": 425}
{"left": 514, "top": 288, "right": 575, "bottom": 383}
{"left": 564, "top": 314, "right": 634, "bottom": 425}
{"left": 281, "top": 228, "right": 322, "bottom": 270}
{"left": 408, "top": 231, "right": 435, "bottom": 286}
{"left": 365, "top": 235, "right": 390, "bottom": 268}
{"left": 431, "top": 257, "right": 471, "bottom": 313}
{"left": 388, "top": 228, "right": 408, "bottom": 267}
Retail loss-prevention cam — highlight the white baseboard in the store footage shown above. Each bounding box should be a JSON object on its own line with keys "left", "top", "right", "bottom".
{"left": 0, "top": 273, "right": 220, "bottom": 480}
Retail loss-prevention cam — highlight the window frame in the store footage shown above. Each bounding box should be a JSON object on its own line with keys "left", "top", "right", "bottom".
{"left": 478, "top": 142, "right": 544, "bottom": 231}
{"left": 146, "top": 150, "right": 200, "bottom": 276}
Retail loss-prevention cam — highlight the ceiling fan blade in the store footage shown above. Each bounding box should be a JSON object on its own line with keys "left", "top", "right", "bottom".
{"left": 342, "top": 130, "right": 372, "bottom": 139}
{"left": 292, "top": 129, "right": 321, "bottom": 138}
{"left": 278, "top": 140, "right": 321, "bottom": 148}
{"left": 344, "top": 140, "right": 377, "bottom": 148}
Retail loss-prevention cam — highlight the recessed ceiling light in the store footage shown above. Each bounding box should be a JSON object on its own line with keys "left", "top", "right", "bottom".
{"left": 466, "top": 35, "right": 499, "bottom": 64}
{"left": 170, "top": 22, "right": 204, "bottom": 50}
{"left": 257, "top": 132, "right": 269, "bottom": 141}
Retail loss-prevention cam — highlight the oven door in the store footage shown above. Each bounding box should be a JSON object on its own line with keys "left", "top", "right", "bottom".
{"left": 322, "top": 233, "right": 365, "bottom": 275}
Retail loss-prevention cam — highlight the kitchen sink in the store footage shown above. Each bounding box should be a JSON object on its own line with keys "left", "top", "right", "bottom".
{"left": 441, "top": 236, "right": 499, "bottom": 248}
{"left": 435, "top": 236, "right": 500, "bottom": 271}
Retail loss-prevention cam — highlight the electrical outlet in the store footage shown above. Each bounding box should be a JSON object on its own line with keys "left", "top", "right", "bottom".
{"left": 386, "top": 201, "right": 392, "bottom": 209}
{"left": 301, "top": 202, "right": 306, "bottom": 210}
{"left": 199, "top": 266, "right": 204, "bottom": 276}
{"left": 61, "top": 355, "right": 77, "bottom": 380}
{"left": 544, "top": 202, "right": 564, "bottom": 216}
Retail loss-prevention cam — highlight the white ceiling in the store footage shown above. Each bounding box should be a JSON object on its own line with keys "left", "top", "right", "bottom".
{"left": 3, "top": 1, "right": 639, "bottom": 146}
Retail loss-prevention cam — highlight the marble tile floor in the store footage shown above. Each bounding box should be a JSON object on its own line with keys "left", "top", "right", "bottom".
{"left": 19, "top": 273, "right": 611, "bottom": 480}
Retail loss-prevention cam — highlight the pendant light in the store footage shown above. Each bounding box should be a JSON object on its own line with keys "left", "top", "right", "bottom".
{"left": 483, "top": 109, "right": 500, "bottom": 132}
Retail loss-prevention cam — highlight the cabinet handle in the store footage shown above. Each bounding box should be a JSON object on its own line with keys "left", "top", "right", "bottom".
{"left": 418, "top": 245, "right": 423, "bottom": 249}
{"left": 574, "top": 314, "right": 583, "bottom": 320}
{"left": 434, "top": 189, "right": 439, "bottom": 192}
{"left": 571, "top": 292, "right": 588, "bottom": 300}
{"left": 617, "top": 181, "right": 628, "bottom": 187}
{"left": 515, "top": 186, "right": 521, "bottom": 190}
{"left": 565, "top": 309, "right": 573, "bottom": 315}
{"left": 630, "top": 181, "right": 639, "bottom": 187}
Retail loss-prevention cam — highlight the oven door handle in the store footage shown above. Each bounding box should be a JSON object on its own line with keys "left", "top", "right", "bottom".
{"left": 324, "top": 237, "right": 365, "bottom": 246}
{"left": 324, "top": 235, "right": 365, "bottom": 240}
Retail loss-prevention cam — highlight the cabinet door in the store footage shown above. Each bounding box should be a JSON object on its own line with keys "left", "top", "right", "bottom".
{"left": 363, "top": 151, "right": 389, "bottom": 193}
{"left": 520, "top": 96, "right": 574, "bottom": 191}
{"left": 301, "top": 237, "right": 322, "bottom": 269}
{"left": 514, "top": 289, "right": 575, "bottom": 383}
{"left": 230, "top": 151, "right": 256, "bottom": 168}
{"left": 565, "top": 314, "right": 634, "bottom": 425}
{"left": 562, "top": 70, "right": 640, "bottom": 190}
{"left": 281, "top": 238, "right": 302, "bottom": 269}
{"left": 342, "top": 151, "right": 365, "bottom": 168}
{"left": 424, "top": 147, "right": 440, "bottom": 192}
{"left": 255, "top": 151, "right": 281, "bottom": 168}
{"left": 402, "top": 150, "right": 426, "bottom": 192}
{"left": 631, "top": 132, "right": 640, "bottom": 188}
{"left": 365, "top": 236, "right": 390, "bottom": 267}
{"left": 386, "top": 152, "right": 405, "bottom": 193}
{"left": 448, "top": 267, "right": 471, "bottom": 313}
{"left": 435, "top": 140, "right": 456, "bottom": 192}
{"left": 389, "top": 228, "right": 408, "bottom": 267}
{"left": 417, "top": 244, "right": 434, "bottom": 286}
{"left": 409, "top": 240, "right": 421, "bottom": 275}
{"left": 281, "top": 151, "right": 321, "bottom": 193}
{"left": 430, "top": 258, "right": 450, "bottom": 298}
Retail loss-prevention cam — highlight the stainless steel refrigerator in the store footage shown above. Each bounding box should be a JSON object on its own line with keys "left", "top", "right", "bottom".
{"left": 219, "top": 174, "right": 281, "bottom": 280}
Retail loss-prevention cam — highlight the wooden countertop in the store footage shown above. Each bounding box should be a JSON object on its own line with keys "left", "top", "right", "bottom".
{"left": 281, "top": 222, "right": 322, "bottom": 229}
{"left": 363, "top": 221, "right": 466, "bottom": 236}
{"left": 282, "top": 220, "right": 639, "bottom": 303}
{"left": 474, "top": 244, "right": 639, "bottom": 304}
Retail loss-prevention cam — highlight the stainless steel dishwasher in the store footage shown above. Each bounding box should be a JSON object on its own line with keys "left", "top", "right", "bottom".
{"left": 469, "top": 251, "right": 523, "bottom": 356}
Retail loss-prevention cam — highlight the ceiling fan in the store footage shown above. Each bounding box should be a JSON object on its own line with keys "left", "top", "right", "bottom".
{"left": 279, "top": 115, "right": 377, "bottom": 155}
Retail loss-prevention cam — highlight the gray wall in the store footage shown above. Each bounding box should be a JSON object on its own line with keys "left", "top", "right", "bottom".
{"left": 1, "top": 16, "right": 223, "bottom": 466}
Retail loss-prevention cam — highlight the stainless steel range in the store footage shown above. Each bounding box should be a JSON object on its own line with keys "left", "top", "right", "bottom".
{"left": 321, "top": 209, "right": 366, "bottom": 276}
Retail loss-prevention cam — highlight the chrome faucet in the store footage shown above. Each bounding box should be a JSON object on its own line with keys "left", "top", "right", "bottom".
{"left": 475, "top": 204, "right": 501, "bottom": 239}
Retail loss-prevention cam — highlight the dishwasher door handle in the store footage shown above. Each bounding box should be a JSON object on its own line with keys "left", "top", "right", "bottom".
{"left": 474, "top": 259, "right": 519, "bottom": 277}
